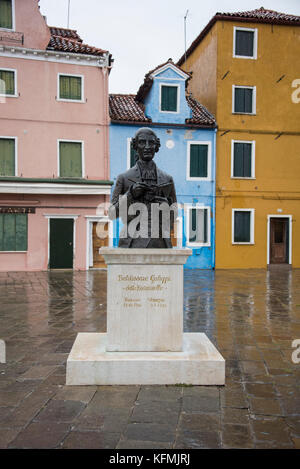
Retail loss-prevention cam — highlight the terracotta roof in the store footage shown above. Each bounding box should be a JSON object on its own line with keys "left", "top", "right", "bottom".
{"left": 47, "top": 26, "right": 107, "bottom": 56}
{"left": 136, "top": 58, "right": 191, "bottom": 103}
{"left": 109, "top": 93, "right": 216, "bottom": 127}
{"left": 178, "top": 7, "right": 300, "bottom": 65}
{"left": 109, "top": 94, "right": 151, "bottom": 123}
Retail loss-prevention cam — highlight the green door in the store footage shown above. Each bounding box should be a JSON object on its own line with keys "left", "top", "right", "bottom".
{"left": 49, "top": 219, "right": 74, "bottom": 269}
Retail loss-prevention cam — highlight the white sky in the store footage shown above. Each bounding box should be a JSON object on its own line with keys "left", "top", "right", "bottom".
{"left": 38, "top": 0, "right": 300, "bottom": 94}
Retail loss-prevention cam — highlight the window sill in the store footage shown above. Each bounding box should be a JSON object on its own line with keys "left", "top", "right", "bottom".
{"left": 0, "top": 27, "right": 15, "bottom": 32}
{"left": 187, "top": 243, "right": 211, "bottom": 248}
{"left": 232, "top": 242, "right": 254, "bottom": 245}
{"left": 233, "top": 55, "right": 256, "bottom": 60}
{"left": 232, "top": 112, "right": 256, "bottom": 116}
{"left": 0, "top": 94, "right": 18, "bottom": 98}
{"left": 159, "top": 110, "right": 179, "bottom": 114}
{"left": 186, "top": 177, "right": 211, "bottom": 181}
{"left": 231, "top": 177, "right": 256, "bottom": 180}
{"left": 0, "top": 251, "right": 27, "bottom": 253}
{"left": 57, "top": 98, "right": 85, "bottom": 103}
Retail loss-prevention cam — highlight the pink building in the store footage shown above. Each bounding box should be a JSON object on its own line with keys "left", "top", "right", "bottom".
{"left": 0, "top": 0, "right": 113, "bottom": 271}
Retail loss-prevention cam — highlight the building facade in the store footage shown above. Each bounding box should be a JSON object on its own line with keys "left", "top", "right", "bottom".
{"left": 178, "top": 7, "right": 300, "bottom": 268}
{"left": 0, "top": 0, "right": 113, "bottom": 271}
{"left": 109, "top": 60, "right": 217, "bottom": 269}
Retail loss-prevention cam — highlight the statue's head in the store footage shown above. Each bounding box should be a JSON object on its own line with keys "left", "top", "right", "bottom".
{"left": 132, "top": 128, "right": 160, "bottom": 163}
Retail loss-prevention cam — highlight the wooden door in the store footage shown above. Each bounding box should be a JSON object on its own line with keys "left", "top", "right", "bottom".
{"left": 270, "top": 218, "right": 289, "bottom": 264}
{"left": 92, "top": 222, "right": 108, "bottom": 268}
{"left": 49, "top": 219, "right": 73, "bottom": 269}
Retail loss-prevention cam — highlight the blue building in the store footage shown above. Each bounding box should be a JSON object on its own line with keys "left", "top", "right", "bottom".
{"left": 109, "top": 59, "right": 217, "bottom": 269}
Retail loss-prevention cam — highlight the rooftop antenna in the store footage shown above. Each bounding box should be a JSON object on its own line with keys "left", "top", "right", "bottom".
{"left": 67, "top": 0, "right": 70, "bottom": 28}
{"left": 184, "top": 9, "right": 189, "bottom": 71}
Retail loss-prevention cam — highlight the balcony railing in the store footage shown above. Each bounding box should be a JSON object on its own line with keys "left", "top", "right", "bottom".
{"left": 0, "top": 31, "right": 24, "bottom": 46}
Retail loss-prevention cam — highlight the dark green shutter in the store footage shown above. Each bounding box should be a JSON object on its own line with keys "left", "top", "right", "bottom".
{"left": 0, "top": 214, "right": 27, "bottom": 251}
{"left": 161, "top": 86, "right": 177, "bottom": 112}
{"left": 233, "top": 142, "right": 252, "bottom": 177}
{"left": 0, "top": 138, "right": 15, "bottom": 176}
{"left": 235, "top": 30, "right": 254, "bottom": 57}
{"left": 59, "top": 142, "right": 82, "bottom": 177}
{"left": 234, "top": 211, "right": 251, "bottom": 242}
{"left": 190, "top": 144, "right": 208, "bottom": 178}
{"left": 234, "top": 87, "right": 253, "bottom": 113}
{"left": 0, "top": 0, "right": 12, "bottom": 29}
{"left": 130, "top": 140, "right": 137, "bottom": 168}
{"left": 0, "top": 70, "right": 15, "bottom": 95}
{"left": 59, "top": 75, "right": 82, "bottom": 100}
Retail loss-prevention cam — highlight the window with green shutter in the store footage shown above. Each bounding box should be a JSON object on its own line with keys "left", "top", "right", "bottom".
{"left": 129, "top": 140, "right": 137, "bottom": 168}
{"left": 233, "top": 142, "right": 252, "bottom": 177}
{"left": 59, "top": 75, "right": 82, "bottom": 101}
{"left": 188, "top": 208, "right": 208, "bottom": 244}
{"left": 234, "top": 211, "right": 251, "bottom": 243}
{"left": 0, "top": 138, "right": 15, "bottom": 176}
{"left": 161, "top": 85, "right": 178, "bottom": 112}
{"left": 0, "top": 69, "right": 15, "bottom": 95}
{"left": 235, "top": 29, "right": 255, "bottom": 57}
{"left": 0, "top": 0, "right": 13, "bottom": 29}
{"left": 59, "top": 141, "right": 82, "bottom": 178}
{"left": 0, "top": 214, "right": 27, "bottom": 251}
{"left": 234, "top": 87, "right": 254, "bottom": 113}
{"left": 189, "top": 144, "right": 208, "bottom": 178}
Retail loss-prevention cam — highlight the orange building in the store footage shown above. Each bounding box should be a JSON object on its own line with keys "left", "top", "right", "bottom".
{"left": 178, "top": 7, "right": 300, "bottom": 268}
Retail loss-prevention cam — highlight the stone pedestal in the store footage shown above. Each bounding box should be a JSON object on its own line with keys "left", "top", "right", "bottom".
{"left": 66, "top": 248, "right": 225, "bottom": 385}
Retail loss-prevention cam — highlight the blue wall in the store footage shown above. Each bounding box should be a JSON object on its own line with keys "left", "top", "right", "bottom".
{"left": 110, "top": 66, "right": 216, "bottom": 269}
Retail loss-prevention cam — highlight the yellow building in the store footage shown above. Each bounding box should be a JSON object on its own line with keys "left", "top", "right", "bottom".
{"left": 178, "top": 7, "right": 300, "bottom": 268}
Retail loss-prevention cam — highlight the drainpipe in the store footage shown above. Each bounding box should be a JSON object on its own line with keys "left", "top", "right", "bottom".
{"left": 212, "top": 128, "right": 217, "bottom": 270}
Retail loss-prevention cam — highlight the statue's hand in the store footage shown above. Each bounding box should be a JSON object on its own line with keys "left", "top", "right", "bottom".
{"left": 131, "top": 182, "right": 148, "bottom": 199}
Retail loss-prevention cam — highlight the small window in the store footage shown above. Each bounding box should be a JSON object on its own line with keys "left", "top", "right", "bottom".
{"left": 233, "top": 86, "right": 255, "bottom": 114}
{"left": 129, "top": 139, "right": 138, "bottom": 168}
{"left": 160, "top": 85, "right": 178, "bottom": 112}
{"left": 0, "top": 138, "right": 15, "bottom": 176}
{"left": 0, "top": 69, "right": 16, "bottom": 96}
{"left": 187, "top": 142, "right": 211, "bottom": 180}
{"left": 233, "top": 210, "right": 254, "bottom": 244}
{"left": 188, "top": 207, "right": 210, "bottom": 245}
{"left": 59, "top": 141, "right": 82, "bottom": 178}
{"left": 59, "top": 75, "right": 83, "bottom": 101}
{"left": 232, "top": 141, "right": 255, "bottom": 178}
{"left": 0, "top": 0, "right": 13, "bottom": 29}
{"left": 0, "top": 213, "right": 27, "bottom": 251}
{"left": 234, "top": 28, "right": 257, "bottom": 58}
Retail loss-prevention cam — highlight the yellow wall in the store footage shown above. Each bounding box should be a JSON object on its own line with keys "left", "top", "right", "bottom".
{"left": 182, "top": 19, "right": 300, "bottom": 268}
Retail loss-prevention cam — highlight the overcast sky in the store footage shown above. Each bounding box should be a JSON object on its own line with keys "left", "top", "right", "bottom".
{"left": 39, "top": 0, "right": 300, "bottom": 94}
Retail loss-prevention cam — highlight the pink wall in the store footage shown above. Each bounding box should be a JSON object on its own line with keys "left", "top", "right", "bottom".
{"left": 16, "top": 0, "right": 50, "bottom": 50}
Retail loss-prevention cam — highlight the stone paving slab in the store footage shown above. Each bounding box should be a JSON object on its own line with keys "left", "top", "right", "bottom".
{"left": 0, "top": 269, "right": 299, "bottom": 448}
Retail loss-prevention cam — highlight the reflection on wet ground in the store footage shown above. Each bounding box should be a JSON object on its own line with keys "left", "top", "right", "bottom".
{"left": 0, "top": 269, "right": 299, "bottom": 449}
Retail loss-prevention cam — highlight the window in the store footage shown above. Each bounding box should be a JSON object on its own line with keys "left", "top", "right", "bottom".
{"left": 187, "top": 207, "right": 210, "bottom": 246}
{"left": 0, "top": 0, "right": 13, "bottom": 30}
{"left": 58, "top": 74, "right": 83, "bottom": 101}
{"left": 187, "top": 141, "right": 211, "bottom": 180}
{"left": 127, "top": 138, "right": 138, "bottom": 169}
{"left": 0, "top": 69, "right": 16, "bottom": 96}
{"left": 0, "top": 137, "right": 16, "bottom": 176}
{"left": 231, "top": 140, "right": 255, "bottom": 178}
{"left": 160, "top": 84, "right": 179, "bottom": 112}
{"left": 232, "top": 209, "right": 254, "bottom": 244}
{"left": 59, "top": 141, "right": 83, "bottom": 178}
{"left": 0, "top": 213, "right": 27, "bottom": 251}
{"left": 233, "top": 86, "right": 256, "bottom": 114}
{"left": 234, "top": 27, "right": 257, "bottom": 59}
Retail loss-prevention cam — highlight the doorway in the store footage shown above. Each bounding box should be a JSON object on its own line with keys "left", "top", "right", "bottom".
{"left": 269, "top": 217, "right": 289, "bottom": 264}
{"left": 49, "top": 218, "right": 74, "bottom": 269}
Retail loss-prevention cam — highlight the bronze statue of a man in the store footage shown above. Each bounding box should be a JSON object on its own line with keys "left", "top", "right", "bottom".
{"left": 109, "top": 128, "right": 177, "bottom": 248}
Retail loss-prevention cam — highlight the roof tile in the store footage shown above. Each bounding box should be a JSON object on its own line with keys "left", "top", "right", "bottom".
{"left": 47, "top": 27, "right": 107, "bottom": 57}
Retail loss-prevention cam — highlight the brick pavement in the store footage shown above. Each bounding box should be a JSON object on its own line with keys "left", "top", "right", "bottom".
{"left": 0, "top": 269, "right": 299, "bottom": 449}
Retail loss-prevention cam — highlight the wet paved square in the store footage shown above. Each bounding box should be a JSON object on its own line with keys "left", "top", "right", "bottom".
{"left": 0, "top": 269, "right": 299, "bottom": 448}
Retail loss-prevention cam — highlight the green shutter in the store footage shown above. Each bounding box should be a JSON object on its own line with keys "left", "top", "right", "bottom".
{"left": 60, "top": 142, "right": 82, "bottom": 177}
{"left": 0, "top": 138, "right": 15, "bottom": 176}
{"left": 235, "top": 30, "right": 254, "bottom": 57}
{"left": 234, "top": 88, "right": 253, "bottom": 113}
{"left": 0, "top": 70, "right": 15, "bottom": 95}
{"left": 16, "top": 214, "right": 27, "bottom": 251}
{"left": 190, "top": 144, "right": 208, "bottom": 178}
{"left": 0, "top": 0, "right": 12, "bottom": 29}
{"left": 161, "top": 86, "right": 177, "bottom": 112}
{"left": 59, "top": 75, "right": 82, "bottom": 100}
{"left": 3, "top": 213, "right": 15, "bottom": 250}
{"left": 130, "top": 140, "right": 137, "bottom": 168}
{"left": 234, "top": 142, "right": 252, "bottom": 177}
{"left": 0, "top": 215, "right": 3, "bottom": 251}
{"left": 234, "top": 211, "right": 251, "bottom": 242}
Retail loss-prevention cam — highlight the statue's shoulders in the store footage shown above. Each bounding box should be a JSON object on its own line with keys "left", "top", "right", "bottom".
{"left": 157, "top": 166, "right": 174, "bottom": 182}
{"left": 117, "top": 164, "right": 139, "bottom": 181}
